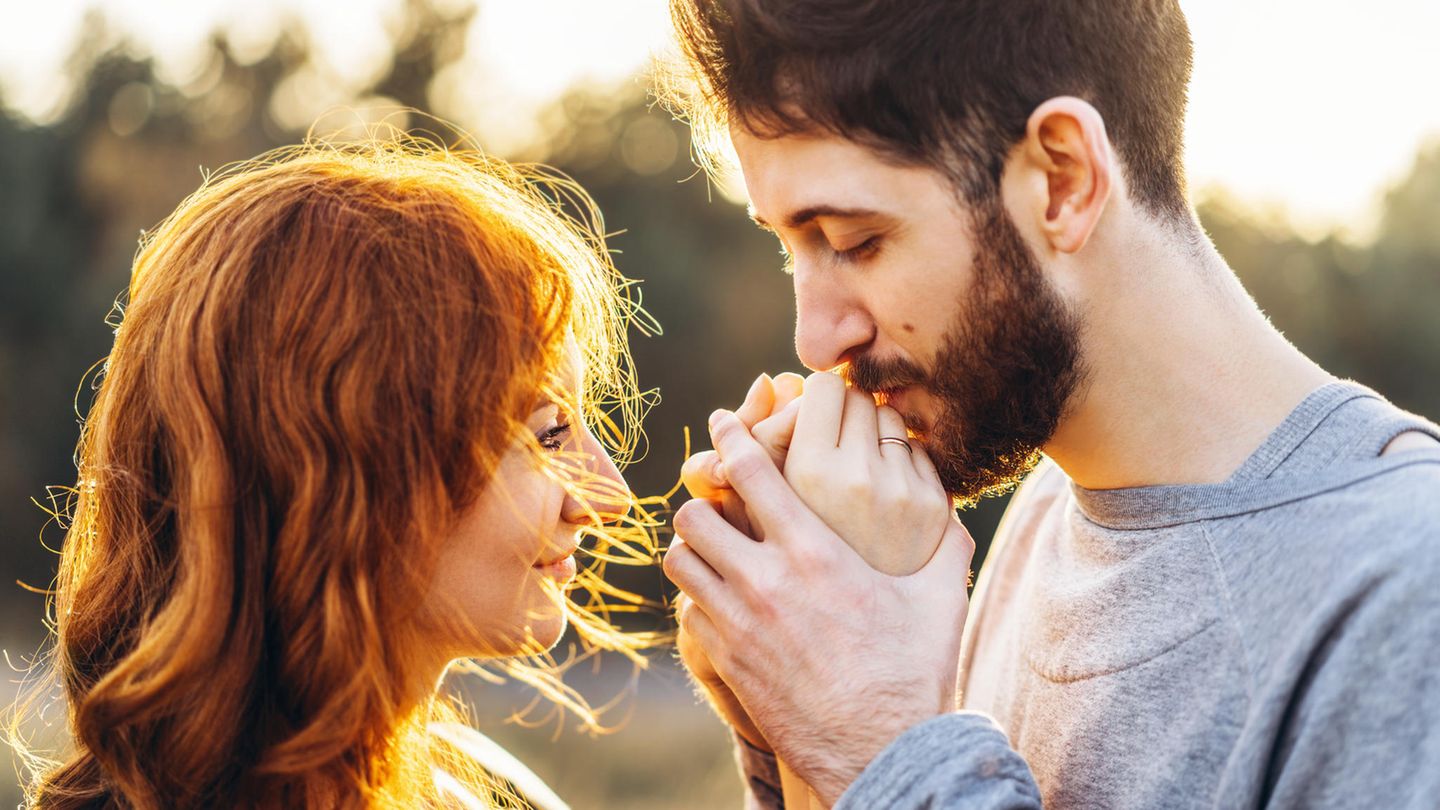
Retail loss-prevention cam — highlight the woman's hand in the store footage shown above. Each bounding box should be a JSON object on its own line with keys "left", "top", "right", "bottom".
{"left": 782, "top": 372, "right": 951, "bottom": 576}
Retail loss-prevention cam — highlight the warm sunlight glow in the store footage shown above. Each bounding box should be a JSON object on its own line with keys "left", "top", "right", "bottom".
{"left": 3, "top": 0, "right": 1437, "bottom": 239}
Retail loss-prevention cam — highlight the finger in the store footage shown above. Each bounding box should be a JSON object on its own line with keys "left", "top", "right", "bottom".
{"left": 771, "top": 372, "right": 806, "bottom": 412}
{"left": 681, "top": 450, "right": 730, "bottom": 498}
{"left": 671, "top": 497, "right": 765, "bottom": 581}
{"left": 791, "top": 372, "right": 846, "bottom": 453}
{"left": 908, "top": 437, "right": 945, "bottom": 489}
{"left": 674, "top": 595, "right": 714, "bottom": 671}
{"left": 734, "top": 373, "right": 775, "bottom": 428}
{"left": 662, "top": 536, "right": 730, "bottom": 614}
{"left": 839, "top": 387, "right": 880, "bottom": 452}
{"left": 676, "top": 595, "right": 726, "bottom": 667}
{"left": 751, "top": 396, "right": 802, "bottom": 470}
{"left": 708, "top": 409, "right": 827, "bottom": 542}
{"left": 877, "top": 405, "right": 913, "bottom": 466}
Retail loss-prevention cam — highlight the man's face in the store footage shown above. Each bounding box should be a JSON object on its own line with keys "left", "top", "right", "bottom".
{"left": 732, "top": 127, "right": 1086, "bottom": 502}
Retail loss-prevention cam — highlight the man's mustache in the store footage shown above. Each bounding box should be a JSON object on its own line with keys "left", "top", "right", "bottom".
{"left": 840, "top": 354, "right": 928, "bottom": 395}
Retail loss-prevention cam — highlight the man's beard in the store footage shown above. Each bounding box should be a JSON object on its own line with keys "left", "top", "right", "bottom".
{"left": 845, "top": 200, "right": 1086, "bottom": 505}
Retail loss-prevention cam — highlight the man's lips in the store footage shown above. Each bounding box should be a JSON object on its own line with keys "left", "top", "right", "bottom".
{"left": 876, "top": 385, "right": 911, "bottom": 412}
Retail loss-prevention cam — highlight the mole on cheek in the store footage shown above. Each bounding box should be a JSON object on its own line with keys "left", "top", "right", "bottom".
{"left": 902, "top": 323, "right": 916, "bottom": 333}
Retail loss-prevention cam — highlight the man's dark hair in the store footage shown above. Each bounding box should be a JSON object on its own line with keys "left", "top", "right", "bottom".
{"left": 663, "top": 0, "right": 1195, "bottom": 221}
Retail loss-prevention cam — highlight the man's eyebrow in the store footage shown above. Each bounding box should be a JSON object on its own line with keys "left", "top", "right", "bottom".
{"left": 749, "top": 204, "right": 887, "bottom": 231}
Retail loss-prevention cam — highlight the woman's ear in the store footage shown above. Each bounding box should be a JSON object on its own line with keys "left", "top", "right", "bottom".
{"left": 1009, "top": 96, "right": 1114, "bottom": 254}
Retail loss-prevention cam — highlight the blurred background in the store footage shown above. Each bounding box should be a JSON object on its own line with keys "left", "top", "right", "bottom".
{"left": 2, "top": 1, "right": 1438, "bottom": 807}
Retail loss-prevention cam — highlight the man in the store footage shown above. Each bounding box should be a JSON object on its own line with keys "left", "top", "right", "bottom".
{"left": 658, "top": 1, "right": 1440, "bottom": 808}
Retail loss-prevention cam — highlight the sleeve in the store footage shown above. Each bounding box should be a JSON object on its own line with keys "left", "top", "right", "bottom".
{"left": 1261, "top": 562, "right": 1440, "bottom": 809}
{"left": 733, "top": 732, "right": 785, "bottom": 809}
{"left": 833, "top": 712, "right": 1041, "bottom": 809}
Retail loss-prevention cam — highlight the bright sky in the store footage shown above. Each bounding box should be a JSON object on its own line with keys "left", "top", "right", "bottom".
{"left": 3, "top": 0, "right": 1438, "bottom": 240}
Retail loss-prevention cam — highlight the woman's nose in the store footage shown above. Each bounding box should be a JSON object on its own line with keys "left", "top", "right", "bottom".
{"left": 560, "top": 424, "right": 630, "bottom": 525}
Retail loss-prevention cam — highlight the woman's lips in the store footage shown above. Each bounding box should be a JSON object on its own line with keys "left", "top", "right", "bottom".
{"left": 534, "top": 553, "right": 577, "bottom": 581}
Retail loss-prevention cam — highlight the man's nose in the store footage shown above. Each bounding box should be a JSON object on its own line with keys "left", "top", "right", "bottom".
{"left": 560, "top": 423, "right": 630, "bottom": 525}
{"left": 792, "top": 262, "right": 874, "bottom": 371}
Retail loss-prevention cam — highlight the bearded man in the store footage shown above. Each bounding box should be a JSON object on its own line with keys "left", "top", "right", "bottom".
{"left": 659, "top": 1, "right": 1440, "bottom": 808}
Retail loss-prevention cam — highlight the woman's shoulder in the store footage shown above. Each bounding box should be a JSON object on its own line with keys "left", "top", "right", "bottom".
{"left": 429, "top": 722, "right": 571, "bottom": 810}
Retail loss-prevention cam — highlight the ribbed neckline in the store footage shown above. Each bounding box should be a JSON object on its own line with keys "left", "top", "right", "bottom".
{"left": 1069, "top": 382, "right": 1439, "bottom": 531}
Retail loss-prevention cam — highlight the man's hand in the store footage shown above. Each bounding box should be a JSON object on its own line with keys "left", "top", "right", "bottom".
{"left": 665, "top": 374, "right": 975, "bottom": 804}
{"left": 673, "top": 371, "right": 804, "bottom": 752}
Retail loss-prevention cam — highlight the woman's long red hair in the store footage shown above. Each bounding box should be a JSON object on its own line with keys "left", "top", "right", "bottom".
{"left": 11, "top": 136, "right": 662, "bottom": 808}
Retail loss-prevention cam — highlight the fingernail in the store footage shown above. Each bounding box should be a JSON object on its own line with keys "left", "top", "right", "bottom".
{"left": 709, "top": 408, "right": 730, "bottom": 430}
{"left": 712, "top": 460, "right": 727, "bottom": 483}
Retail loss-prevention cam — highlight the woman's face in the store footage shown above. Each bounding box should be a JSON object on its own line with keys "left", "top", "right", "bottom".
{"left": 425, "top": 347, "right": 628, "bottom": 660}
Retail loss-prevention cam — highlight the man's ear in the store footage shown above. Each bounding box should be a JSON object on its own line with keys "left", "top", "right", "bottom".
{"left": 1010, "top": 96, "right": 1114, "bottom": 254}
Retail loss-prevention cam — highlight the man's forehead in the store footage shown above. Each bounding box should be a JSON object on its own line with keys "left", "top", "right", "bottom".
{"left": 732, "top": 128, "right": 948, "bottom": 229}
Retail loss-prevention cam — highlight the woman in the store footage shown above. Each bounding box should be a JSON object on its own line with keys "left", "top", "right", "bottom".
{"left": 12, "top": 137, "right": 663, "bottom": 809}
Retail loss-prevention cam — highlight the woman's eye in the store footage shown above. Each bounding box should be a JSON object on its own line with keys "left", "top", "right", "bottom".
{"left": 537, "top": 422, "right": 572, "bottom": 451}
{"left": 833, "top": 235, "right": 881, "bottom": 263}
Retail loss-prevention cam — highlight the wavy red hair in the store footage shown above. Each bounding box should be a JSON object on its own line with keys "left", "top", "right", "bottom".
{"left": 12, "top": 137, "right": 661, "bottom": 809}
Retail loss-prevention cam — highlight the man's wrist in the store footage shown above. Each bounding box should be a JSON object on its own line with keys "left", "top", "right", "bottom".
{"left": 696, "top": 679, "right": 772, "bottom": 752}
{"left": 795, "top": 705, "right": 947, "bottom": 805}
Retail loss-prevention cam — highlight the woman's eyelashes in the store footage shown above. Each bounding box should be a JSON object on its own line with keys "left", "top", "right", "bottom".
{"left": 537, "top": 420, "right": 573, "bottom": 451}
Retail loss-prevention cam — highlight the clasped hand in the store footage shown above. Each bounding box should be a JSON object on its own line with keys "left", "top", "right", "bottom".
{"left": 664, "top": 372, "right": 976, "bottom": 805}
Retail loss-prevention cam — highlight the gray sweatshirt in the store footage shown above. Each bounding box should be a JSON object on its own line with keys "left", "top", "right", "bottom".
{"left": 738, "top": 382, "right": 1440, "bottom": 809}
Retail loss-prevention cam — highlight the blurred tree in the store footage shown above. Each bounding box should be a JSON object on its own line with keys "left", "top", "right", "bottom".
{"left": 2, "top": 6, "right": 1438, "bottom": 808}
{"left": 1199, "top": 146, "right": 1440, "bottom": 420}
{"left": 1, "top": 0, "right": 1437, "bottom": 681}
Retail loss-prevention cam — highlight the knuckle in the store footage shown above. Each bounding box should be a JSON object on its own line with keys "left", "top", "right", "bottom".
{"left": 661, "top": 542, "right": 685, "bottom": 578}
{"left": 878, "top": 487, "right": 910, "bottom": 514}
{"left": 742, "top": 581, "right": 780, "bottom": 623}
{"left": 836, "top": 472, "right": 871, "bottom": 502}
{"left": 672, "top": 498, "right": 709, "bottom": 537}
{"left": 785, "top": 458, "right": 826, "bottom": 492}
{"left": 671, "top": 505, "right": 694, "bottom": 538}
{"left": 787, "top": 542, "right": 832, "bottom": 575}
{"left": 723, "top": 444, "right": 770, "bottom": 485}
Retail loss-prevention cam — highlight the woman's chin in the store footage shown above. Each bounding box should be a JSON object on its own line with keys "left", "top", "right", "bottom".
{"left": 489, "top": 610, "right": 568, "bottom": 657}
{"left": 527, "top": 612, "right": 568, "bottom": 651}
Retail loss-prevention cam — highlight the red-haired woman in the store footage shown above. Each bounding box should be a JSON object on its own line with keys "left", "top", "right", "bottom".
{"left": 14, "top": 139, "right": 662, "bottom": 809}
